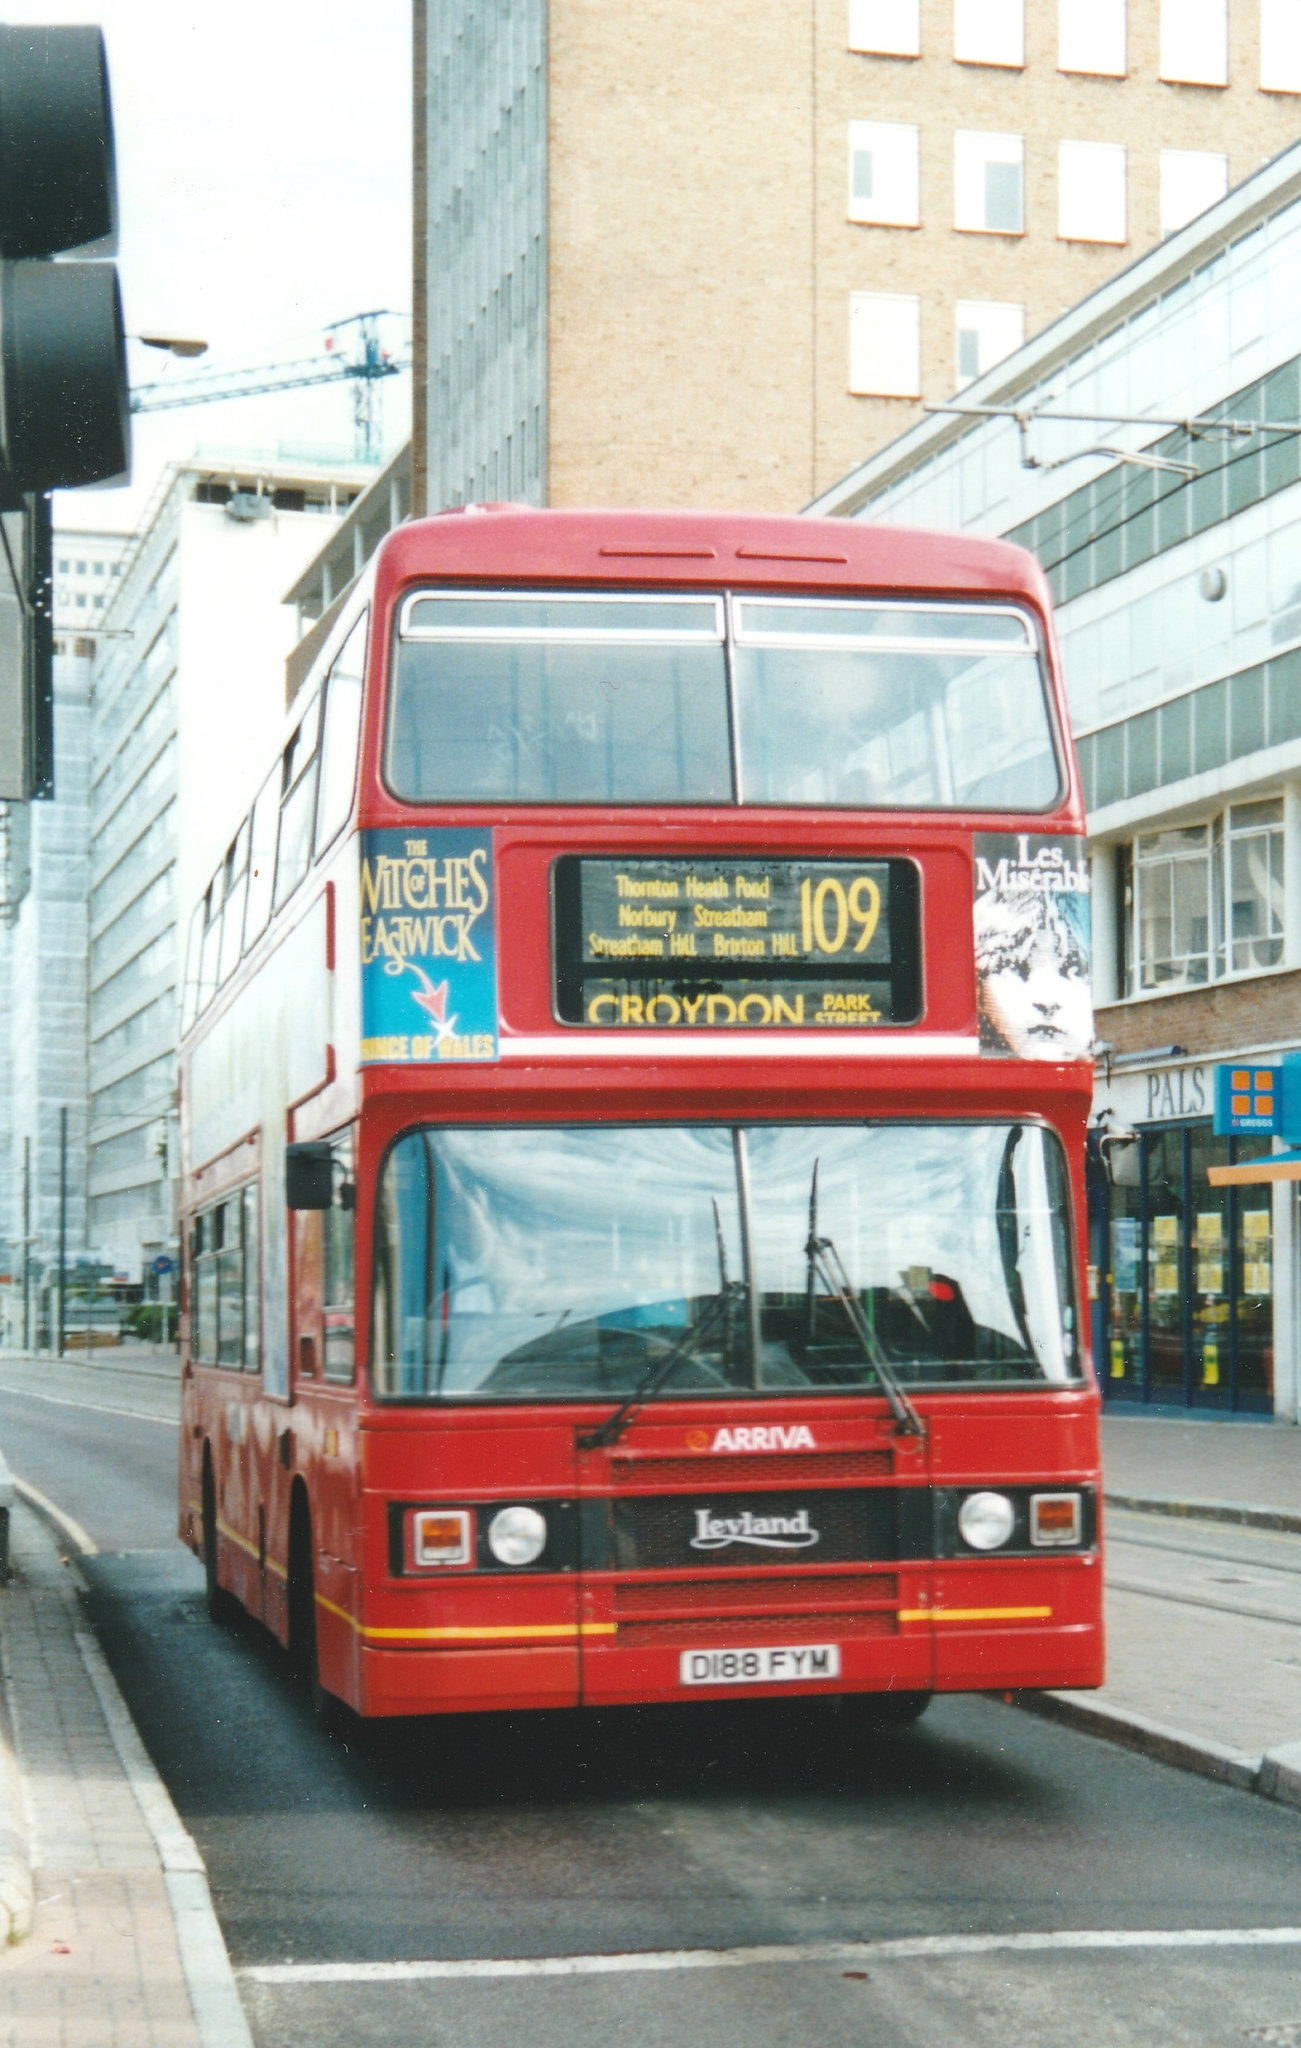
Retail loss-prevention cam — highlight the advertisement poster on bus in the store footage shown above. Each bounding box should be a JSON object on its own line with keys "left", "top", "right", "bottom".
{"left": 972, "top": 834, "right": 1091, "bottom": 1060}
{"left": 360, "top": 827, "right": 499, "bottom": 1063}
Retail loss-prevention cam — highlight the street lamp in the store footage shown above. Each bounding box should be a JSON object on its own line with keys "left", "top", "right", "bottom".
{"left": 135, "top": 334, "right": 208, "bottom": 359}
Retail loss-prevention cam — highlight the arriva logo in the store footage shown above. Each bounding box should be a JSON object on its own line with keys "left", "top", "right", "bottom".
{"left": 690, "top": 1507, "right": 820, "bottom": 1552}
{"left": 710, "top": 1425, "right": 816, "bottom": 1453}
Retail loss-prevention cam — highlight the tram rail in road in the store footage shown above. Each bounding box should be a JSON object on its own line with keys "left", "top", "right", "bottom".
{"left": 1105, "top": 1507, "right": 1301, "bottom": 1631}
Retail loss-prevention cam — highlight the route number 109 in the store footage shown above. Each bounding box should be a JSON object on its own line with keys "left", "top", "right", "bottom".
{"left": 799, "top": 874, "right": 881, "bottom": 956}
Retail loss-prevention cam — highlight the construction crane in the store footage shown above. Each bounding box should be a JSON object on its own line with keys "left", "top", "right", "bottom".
{"left": 129, "top": 310, "right": 406, "bottom": 465}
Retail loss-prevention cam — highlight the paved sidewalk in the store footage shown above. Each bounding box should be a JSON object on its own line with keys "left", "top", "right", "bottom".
{"left": 1101, "top": 1410, "right": 1301, "bottom": 1521}
{"left": 0, "top": 1501, "right": 250, "bottom": 2047}
{"left": 1022, "top": 1411, "right": 1301, "bottom": 1800}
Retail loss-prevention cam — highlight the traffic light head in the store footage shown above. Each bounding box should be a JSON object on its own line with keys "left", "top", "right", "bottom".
{"left": 0, "top": 24, "right": 128, "bottom": 492}
{"left": 0, "top": 25, "right": 115, "bottom": 258}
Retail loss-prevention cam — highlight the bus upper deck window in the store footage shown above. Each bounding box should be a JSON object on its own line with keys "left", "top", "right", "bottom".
{"left": 388, "top": 592, "right": 731, "bottom": 805}
{"left": 731, "top": 599, "right": 1062, "bottom": 812}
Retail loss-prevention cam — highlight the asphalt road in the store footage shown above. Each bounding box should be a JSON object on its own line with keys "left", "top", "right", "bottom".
{"left": 4, "top": 1363, "right": 1301, "bottom": 2048}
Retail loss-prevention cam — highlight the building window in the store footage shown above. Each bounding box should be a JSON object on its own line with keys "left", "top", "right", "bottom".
{"left": 1226, "top": 797, "right": 1284, "bottom": 972}
{"left": 847, "top": 122, "right": 920, "bottom": 226}
{"left": 1262, "top": 0, "right": 1301, "bottom": 89}
{"left": 1058, "top": 141, "right": 1127, "bottom": 244}
{"left": 954, "top": 131, "right": 1024, "bottom": 234}
{"left": 1134, "top": 823, "right": 1214, "bottom": 989}
{"left": 1159, "top": 0, "right": 1228, "bottom": 85}
{"left": 1160, "top": 149, "right": 1229, "bottom": 236}
{"left": 1130, "top": 800, "right": 1284, "bottom": 993}
{"left": 1058, "top": 0, "right": 1126, "bottom": 75}
{"left": 955, "top": 301, "right": 1025, "bottom": 388}
{"left": 849, "top": 291, "right": 922, "bottom": 397}
{"left": 954, "top": 0, "right": 1024, "bottom": 67}
{"left": 848, "top": 0, "right": 920, "bottom": 55}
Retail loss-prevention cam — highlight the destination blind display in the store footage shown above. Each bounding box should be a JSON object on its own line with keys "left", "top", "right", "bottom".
{"left": 553, "top": 856, "right": 920, "bottom": 1028}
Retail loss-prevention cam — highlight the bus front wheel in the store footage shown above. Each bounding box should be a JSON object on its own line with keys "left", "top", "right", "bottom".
{"left": 287, "top": 1492, "right": 352, "bottom": 1737}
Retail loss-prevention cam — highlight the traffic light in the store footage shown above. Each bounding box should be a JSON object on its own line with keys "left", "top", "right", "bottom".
{"left": 0, "top": 25, "right": 130, "bottom": 801}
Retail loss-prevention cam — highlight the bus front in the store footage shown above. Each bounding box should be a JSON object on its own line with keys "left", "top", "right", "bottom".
{"left": 340, "top": 508, "right": 1102, "bottom": 1721}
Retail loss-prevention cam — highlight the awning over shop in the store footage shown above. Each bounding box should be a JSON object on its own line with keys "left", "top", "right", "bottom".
{"left": 1208, "top": 1150, "right": 1301, "bottom": 1185}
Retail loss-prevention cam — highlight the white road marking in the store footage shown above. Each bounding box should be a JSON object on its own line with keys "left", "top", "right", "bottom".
{"left": 0, "top": 1383, "right": 178, "bottom": 1427}
{"left": 13, "top": 1478, "right": 98, "bottom": 1557}
{"left": 240, "top": 1927, "right": 1301, "bottom": 1986}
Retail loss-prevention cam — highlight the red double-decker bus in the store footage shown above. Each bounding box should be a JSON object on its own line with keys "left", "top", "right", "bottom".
{"left": 178, "top": 507, "right": 1103, "bottom": 1724}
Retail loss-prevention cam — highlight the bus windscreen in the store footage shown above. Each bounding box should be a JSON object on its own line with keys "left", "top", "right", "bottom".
{"left": 387, "top": 592, "right": 1063, "bottom": 810}
{"left": 370, "top": 1121, "right": 1080, "bottom": 1401}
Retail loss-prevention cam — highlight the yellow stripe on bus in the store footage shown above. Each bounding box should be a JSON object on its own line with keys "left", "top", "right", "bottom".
{"left": 215, "top": 1516, "right": 287, "bottom": 1579}
{"left": 313, "top": 1592, "right": 618, "bottom": 1643}
{"left": 898, "top": 1606, "right": 1053, "bottom": 1623}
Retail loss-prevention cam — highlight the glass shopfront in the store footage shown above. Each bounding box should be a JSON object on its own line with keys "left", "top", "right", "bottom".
{"left": 1093, "top": 1120, "right": 1273, "bottom": 1413}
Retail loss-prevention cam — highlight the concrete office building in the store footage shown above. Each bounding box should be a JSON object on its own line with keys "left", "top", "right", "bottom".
{"left": 86, "top": 457, "right": 367, "bottom": 1285}
{"left": 0, "top": 529, "right": 136, "bottom": 1343}
{"left": 413, "top": 0, "right": 1301, "bottom": 514}
{"left": 52, "top": 531, "right": 131, "bottom": 645}
{"left": 0, "top": 654, "right": 93, "bottom": 1343}
{"left": 812, "top": 137, "right": 1301, "bottom": 1423}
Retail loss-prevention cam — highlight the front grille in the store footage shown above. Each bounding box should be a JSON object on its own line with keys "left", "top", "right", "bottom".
{"left": 613, "top": 1571, "right": 898, "bottom": 1615}
{"left": 612, "top": 1488, "right": 898, "bottom": 1571}
{"left": 609, "top": 1451, "right": 892, "bottom": 1487}
{"left": 615, "top": 1610, "right": 898, "bottom": 1649}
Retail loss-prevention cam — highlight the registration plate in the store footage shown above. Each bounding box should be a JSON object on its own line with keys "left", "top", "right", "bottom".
{"left": 679, "top": 1644, "right": 841, "bottom": 1687}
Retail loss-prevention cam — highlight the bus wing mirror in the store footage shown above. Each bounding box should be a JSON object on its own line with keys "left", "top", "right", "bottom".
{"left": 285, "top": 1141, "right": 333, "bottom": 1209}
{"left": 1103, "top": 1135, "right": 1141, "bottom": 1188}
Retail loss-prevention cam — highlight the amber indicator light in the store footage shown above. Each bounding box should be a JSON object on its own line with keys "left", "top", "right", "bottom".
{"left": 1029, "top": 1493, "right": 1081, "bottom": 1547}
{"left": 411, "top": 1508, "right": 472, "bottom": 1568}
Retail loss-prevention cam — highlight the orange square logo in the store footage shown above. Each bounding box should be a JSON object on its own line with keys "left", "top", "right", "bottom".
{"left": 1255, "top": 1071, "right": 1274, "bottom": 1092}
{"left": 1232, "top": 1070, "right": 1250, "bottom": 1089}
{"left": 1232, "top": 1095, "right": 1251, "bottom": 1116}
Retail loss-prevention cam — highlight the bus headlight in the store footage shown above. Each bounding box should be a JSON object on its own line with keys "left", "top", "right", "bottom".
{"left": 487, "top": 1505, "right": 548, "bottom": 1566}
{"left": 957, "top": 1490, "right": 1016, "bottom": 1552}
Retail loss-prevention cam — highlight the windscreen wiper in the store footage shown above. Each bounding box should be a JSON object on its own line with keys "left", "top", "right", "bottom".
{"left": 577, "top": 1279, "right": 746, "bottom": 1452}
{"left": 805, "top": 1162, "right": 925, "bottom": 1439}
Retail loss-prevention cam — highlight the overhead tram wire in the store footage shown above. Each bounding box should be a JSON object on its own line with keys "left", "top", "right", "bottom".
{"left": 922, "top": 397, "right": 1301, "bottom": 588}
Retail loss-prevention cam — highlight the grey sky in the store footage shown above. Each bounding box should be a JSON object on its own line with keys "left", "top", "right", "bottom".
{"left": 1, "top": 0, "right": 412, "bottom": 529}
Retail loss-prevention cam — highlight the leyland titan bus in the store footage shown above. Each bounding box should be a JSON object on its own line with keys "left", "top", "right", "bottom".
{"left": 178, "top": 507, "right": 1103, "bottom": 1724}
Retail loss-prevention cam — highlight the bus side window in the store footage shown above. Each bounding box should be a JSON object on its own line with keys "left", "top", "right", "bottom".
{"left": 322, "top": 1132, "right": 355, "bottom": 1383}
{"left": 193, "top": 1211, "right": 218, "bottom": 1364}
{"left": 217, "top": 821, "right": 250, "bottom": 984}
{"left": 275, "top": 693, "right": 321, "bottom": 911}
{"left": 244, "top": 766, "right": 280, "bottom": 947}
{"left": 315, "top": 611, "right": 367, "bottom": 857}
{"left": 243, "top": 1182, "right": 260, "bottom": 1374}
{"left": 198, "top": 877, "right": 223, "bottom": 1014}
{"left": 216, "top": 1199, "right": 243, "bottom": 1366}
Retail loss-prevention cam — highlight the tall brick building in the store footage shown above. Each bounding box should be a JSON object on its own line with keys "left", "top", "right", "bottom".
{"left": 413, "top": 0, "right": 1301, "bottom": 514}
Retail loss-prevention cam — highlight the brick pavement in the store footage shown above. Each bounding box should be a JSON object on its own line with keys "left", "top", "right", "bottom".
{"left": 0, "top": 1504, "right": 218, "bottom": 2047}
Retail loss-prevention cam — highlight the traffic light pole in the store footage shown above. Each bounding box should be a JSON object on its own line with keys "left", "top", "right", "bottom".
{"left": 56, "top": 1104, "right": 66, "bottom": 1359}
